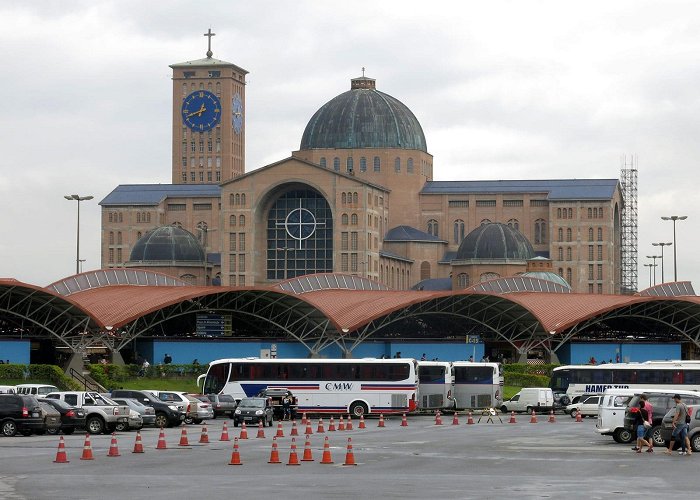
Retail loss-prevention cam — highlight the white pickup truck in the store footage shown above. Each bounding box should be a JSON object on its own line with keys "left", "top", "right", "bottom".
{"left": 45, "top": 391, "right": 131, "bottom": 434}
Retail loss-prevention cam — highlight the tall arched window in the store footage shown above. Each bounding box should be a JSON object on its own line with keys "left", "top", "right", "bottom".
{"left": 136, "top": 213, "right": 141, "bottom": 223}
{"left": 241, "top": 194, "right": 246, "bottom": 206}
{"left": 360, "top": 157, "right": 367, "bottom": 172}
{"left": 352, "top": 192, "right": 358, "bottom": 204}
{"left": 394, "top": 157, "right": 401, "bottom": 172}
{"left": 333, "top": 157, "right": 340, "bottom": 171}
{"left": 566, "top": 228, "right": 572, "bottom": 242}
{"left": 558, "top": 247, "right": 563, "bottom": 260}
{"left": 341, "top": 213, "right": 348, "bottom": 225}
{"left": 557, "top": 208, "right": 562, "bottom": 218}
{"left": 230, "top": 215, "right": 236, "bottom": 226}
{"left": 567, "top": 247, "right": 572, "bottom": 261}
{"left": 239, "top": 215, "right": 245, "bottom": 227}
{"left": 109, "top": 232, "right": 114, "bottom": 245}
{"left": 558, "top": 228, "right": 563, "bottom": 242}
{"left": 373, "top": 156, "right": 381, "bottom": 172}
{"left": 588, "top": 227, "right": 594, "bottom": 241}
{"left": 320, "top": 157, "right": 327, "bottom": 168}
{"left": 588, "top": 208, "right": 592, "bottom": 218}
{"left": 534, "top": 219, "right": 547, "bottom": 244}
{"left": 407, "top": 158, "right": 414, "bottom": 173}
{"left": 347, "top": 157, "right": 354, "bottom": 173}
{"left": 566, "top": 268, "right": 572, "bottom": 284}
{"left": 427, "top": 219, "right": 439, "bottom": 237}
{"left": 453, "top": 219, "right": 465, "bottom": 243}
{"left": 235, "top": 194, "right": 240, "bottom": 205}
{"left": 341, "top": 193, "right": 347, "bottom": 204}
{"left": 568, "top": 208, "right": 573, "bottom": 218}
{"left": 558, "top": 267, "right": 563, "bottom": 277}
{"left": 507, "top": 218, "right": 519, "bottom": 231}
{"left": 351, "top": 213, "right": 358, "bottom": 225}
{"left": 457, "top": 273, "right": 470, "bottom": 289}
{"left": 420, "top": 261, "right": 431, "bottom": 280}
{"left": 117, "top": 232, "right": 122, "bottom": 244}
{"left": 597, "top": 227, "right": 603, "bottom": 241}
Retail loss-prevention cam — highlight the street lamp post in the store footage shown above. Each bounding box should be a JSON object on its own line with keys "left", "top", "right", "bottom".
{"left": 64, "top": 194, "right": 94, "bottom": 275}
{"left": 646, "top": 255, "right": 661, "bottom": 286}
{"left": 643, "top": 263, "right": 655, "bottom": 288}
{"left": 651, "top": 242, "right": 672, "bottom": 284}
{"left": 661, "top": 215, "right": 687, "bottom": 282}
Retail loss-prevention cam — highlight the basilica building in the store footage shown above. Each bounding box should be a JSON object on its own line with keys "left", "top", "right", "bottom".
{"left": 100, "top": 40, "right": 623, "bottom": 294}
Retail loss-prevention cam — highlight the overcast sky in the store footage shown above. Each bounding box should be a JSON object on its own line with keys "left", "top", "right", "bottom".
{"left": 0, "top": 0, "right": 697, "bottom": 289}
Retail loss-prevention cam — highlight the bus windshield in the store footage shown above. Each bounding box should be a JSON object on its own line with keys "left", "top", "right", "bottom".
{"left": 203, "top": 362, "right": 229, "bottom": 394}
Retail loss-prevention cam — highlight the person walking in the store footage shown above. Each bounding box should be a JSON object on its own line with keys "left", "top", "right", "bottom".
{"left": 282, "top": 393, "right": 292, "bottom": 421}
{"left": 632, "top": 400, "right": 651, "bottom": 453}
{"left": 665, "top": 394, "right": 691, "bottom": 455}
{"left": 640, "top": 394, "right": 654, "bottom": 453}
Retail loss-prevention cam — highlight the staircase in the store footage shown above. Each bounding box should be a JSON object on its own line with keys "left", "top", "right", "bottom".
{"left": 68, "top": 367, "right": 107, "bottom": 393}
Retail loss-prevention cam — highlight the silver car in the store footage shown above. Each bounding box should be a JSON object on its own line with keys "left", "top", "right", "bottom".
{"left": 112, "top": 397, "right": 156, "bottom": 428}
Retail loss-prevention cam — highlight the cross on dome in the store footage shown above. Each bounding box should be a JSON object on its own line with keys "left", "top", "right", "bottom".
{"left": 204, "top": 28, "right": 216, "bottom": 58}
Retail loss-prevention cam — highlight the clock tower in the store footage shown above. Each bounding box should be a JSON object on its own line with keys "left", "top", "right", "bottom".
{"left": 170, "top": 29, "right": 248, "bottom": 184}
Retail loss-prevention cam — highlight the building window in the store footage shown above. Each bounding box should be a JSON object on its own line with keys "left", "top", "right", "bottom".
{"left": 136, "top": 231, "right": 142, "bottom": 240}
{"left": 534, "top": 219, "right": 547, "bottom": 244}
{"left": 476, "top": 200, "right": 496, "bottom": 207}
{"left": 557, "top": 208, "right": 562, "bottom": 218}
{"left": 597, "top": 264, "right": 603, "bottom": 280}
{"left": 341, "top": 232, "right": 349, "bottom": 250}
{"left": 558, "top": 267, "right": 563, "bottom": 277}
{"left": 407, "top": 158, "right": 414, "bottom": 173}
{"left": 229, "top": 255, "right": 236, "bottom": 272}
{"left": 589, "top": 284, "right": 594, "bottom": 293}
{"left": 588, "top": 264, "right": 594, "bottom": 280}
{"left": 239, "top": 233, "right": 245, "bottom": 251}
{"left": 597, "top": 227, "right": 603, "bottom": 241}
{"left": 558, "top": 228, "right": 563, "bottom": 242}
{"left": 352, "top": 192, "right": 358, "bottom": 204}
{"left": 507, "top": 219, "right": 519, "bottom": 231}
{"left": 480, "top": 272, "right": 500, "bottom": 282}
{"left": 588, "top": 227, "right": 594, "bottom": 241}
{"left": 229, "top": 233, "right": 236, "bottom": 251}
{"left": 420, "top": 261, "right": 431, "bottom": 280}
{"left": 567, "top": 247, "right": 572, "bottom": 261}
{"left": 351, "top": 213, "right": 358, "bottom": 225}
{"left": 453, "top": 219, "right": 465, "bottom": 243}
{"left": 238, "top": 254, "right": 245, "bottom": 272}
{"left": 207, "top": 171, "right": 212, "bottom": 181}
{"left": 598, "top": 245, "right": 603, "bottom": 261}
{"left": 598, "top": 207, "right": 603, "bottom": 218}
{"left": 394, "top": 157, "right": 401, "bottom": 172}
{"left": 360, "top": 157, "right": 367, "bottom": 172}
{"left": 448, "top": 200, "right": 468, "bottom": 208}
{"left": 503, "top": 200, "right": 523, "bottom": 207}
{"left": 558, "top": 247, "right": 563, "bottom": 261}
{"left": 427, "top": 219, "right": 439, "bottom": 237}
{"left": 108, "top": 248, "right": 114, "bottom": 263}
{"left": 239, "top": 215, "right": 245, "bottom": 226}
{"left": 347, "top": 157, "right": 354, "bottom": 173}
{"left": 373, "top": 156, "right": 381, "bottom": 172}
{"left": 341, "top": 213, "right": 348, "bottom": 225}
{"left": 566, "top": 268, "right": 572, "bottom": 284}
{"left": 238, "top": 275, "right": 245, "bottom": 286}
{"left": 598, "top": 283, "right": 603, "bottom": 294}
{"left": 588, "top": 208, "right": 592, "bottom": 218}
{"left": 566, "top": 228, "right": 572, "bottom": 242}
{"left": 351, "top": 232, "right": 358, "bottom": 251}
{"left": 341, "top": 254, "right": 349, "bottom": 272}
{"left": 109, "top": 232, "right": 114, "bottom": 245}
{"left": 320, "top": 157, "right": 326, "bottom": 168}
{"left": 216, "top": 157, "right": 221, "bottom": 168}
{"left": 241, "top": 194, "right": 246, "bottom": 205}
{"left": 333, "top": 157, "right": 340, "bottom": 171}
{"left": 457, "top": 273, "right": 470, "bottom": 289}
{"left": 341, "top": 192, "right": 347, "bottom": 205}
{"left": 216, "top": 171, "right": 221, "bottom": 181}
{"left": 588, "top": 245, "right": 594, "bottom": 261}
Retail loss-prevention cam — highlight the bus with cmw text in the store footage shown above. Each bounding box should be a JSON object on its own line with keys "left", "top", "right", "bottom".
{"left": 199, "top": 357, "right": 418, "bottom": 417}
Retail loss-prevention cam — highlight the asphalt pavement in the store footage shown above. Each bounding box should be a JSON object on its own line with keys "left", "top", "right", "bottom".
{"left": 1, "top": 413, "right": 698, "bottom": 499}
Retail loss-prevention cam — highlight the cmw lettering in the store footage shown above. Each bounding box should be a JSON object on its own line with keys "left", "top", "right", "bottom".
{"left": 325, "top": 382, "right": 353, "bottom": 391}
{"left": 584, "top": 384, "right": 630, "bottom": 393}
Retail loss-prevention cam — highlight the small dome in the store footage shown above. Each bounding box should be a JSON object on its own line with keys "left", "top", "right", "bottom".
{"left": 456, "top": 223, "right": 535, "bottom": 260}
{"left": 129, "top": 226, "right": 205, "bottom": 263}
{"left": 300, "top": 76, "right": 427, "bottom": 152}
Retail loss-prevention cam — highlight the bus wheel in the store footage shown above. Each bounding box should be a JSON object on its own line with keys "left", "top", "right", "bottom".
{"left": 349, "top": 402, "right": 368, "bottom": 417}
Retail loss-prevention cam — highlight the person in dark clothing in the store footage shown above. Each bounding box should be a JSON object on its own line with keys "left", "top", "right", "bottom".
{"left": 163, "top": 353, "right": 172, "bottom": 364}
{"left": 633, "top": 400, "right": 651, "bottom": 453}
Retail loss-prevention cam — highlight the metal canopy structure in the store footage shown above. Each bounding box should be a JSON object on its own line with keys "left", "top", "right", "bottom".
{"left": 1, "top": 274, "right": 700, "bottom": 360}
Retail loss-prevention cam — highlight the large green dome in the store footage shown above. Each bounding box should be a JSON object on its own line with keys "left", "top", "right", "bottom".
{"left": 299, "top": 76, "right": 427, "bottom": 152}
{"left": 456, "top": 223, "right": 535, "bottom": 261}
{"left": 128, "top": 226, "right": 205, "bottom": 263}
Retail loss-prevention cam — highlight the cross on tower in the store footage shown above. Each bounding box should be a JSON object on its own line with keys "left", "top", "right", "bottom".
{"left": 361, "top": 66, "right": 365, "bottom": 77}
{"left": 204, "top": 28, "right": 216, "bottom": 58}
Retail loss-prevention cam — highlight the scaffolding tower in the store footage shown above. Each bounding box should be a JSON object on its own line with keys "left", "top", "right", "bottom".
{"left": 620, "top": 155, "right": 638, "bottom": 294}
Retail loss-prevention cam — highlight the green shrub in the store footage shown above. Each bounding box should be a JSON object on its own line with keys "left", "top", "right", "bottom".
{"left": 86, "top": 363, "right": 208, "bottom": 392}
{"left": 503, "top": 363, "right": 559, "bottom": 377}
{"left": 504, "top": 372, "right": 549, "bottom": 388}
{"left": 0, "top": 364, "right": 80, "bottom": 390}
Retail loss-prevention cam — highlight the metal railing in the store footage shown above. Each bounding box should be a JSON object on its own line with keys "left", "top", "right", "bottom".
{"left": 68, "top": 367, "right": 105, "bottom": 392}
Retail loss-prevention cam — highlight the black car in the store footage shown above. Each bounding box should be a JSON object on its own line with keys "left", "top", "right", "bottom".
{"left": 0, "top": 394, "right": 46, "bottom": 436}
{"left": 256, "top": 388, "right": 297, "bottom": 420}
{"left": 201, "top": 394, "right": 237, "bottom": 418}
{"left": 110, "top": 389, "right": 184, "bottom": 428}
{"left": 623, "top": 392, "right": 700, "bottom": 447}
{"left": 39, "top": 398, "right": 85, "bottom": 435}
{"left": 233, "top": 397, "right": 274, "bottom": 427}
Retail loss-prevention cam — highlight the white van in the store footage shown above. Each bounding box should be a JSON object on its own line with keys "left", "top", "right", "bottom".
{"left": 0, "top": 385, "right": 16, "bottom": 394}
{"left": 500, "top": 387, "right": 554, "bottom": 413}
{"left": 596, "top": 388, "right": 637, "bottom": 443}
{"left": 15, "top": 384, "right": 59, "bottom": 396}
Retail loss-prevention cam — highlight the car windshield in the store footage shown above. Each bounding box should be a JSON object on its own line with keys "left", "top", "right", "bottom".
{"left": 240, "top": 398, "right": 264, "bottom": 408}
{"left": 219, "top": 395, "right": 235, "bottom": 402}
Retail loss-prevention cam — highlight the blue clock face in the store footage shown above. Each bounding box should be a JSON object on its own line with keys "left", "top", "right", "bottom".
{"left": 181, "top": 90, "right": 221, "bottom": 131}
{"left": 232, "top": 93, "right": 243, "bottom": 134}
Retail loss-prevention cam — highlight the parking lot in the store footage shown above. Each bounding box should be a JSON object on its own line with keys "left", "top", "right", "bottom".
{"left": 0, "top": 414, "right": 698, "bottom": 499}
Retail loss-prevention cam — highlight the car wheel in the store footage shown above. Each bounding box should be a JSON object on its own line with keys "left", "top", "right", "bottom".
{"left": 500, "top": 405, "right": 508, "bottom": 414}
{"left": 613, "top": 428, "right": 633, "bottom": 444}
{"left": 115, "top": 421, "right": 128, "bottom": 432}
{"left": 154, "top": 413, "right": 168, "bottom": 429}
{"left": 86, "top": 416, "right": 105, "bottom": 435}
{"left": 1, "top": 420, "right": 17, "bottom": 437}
{"left": 526, "top": 406, "right": 533, "bottom": 414}
{"left": 47, "top": 427, "right": 59, "bottom": 435}
{"left": 184, "top": 416, "right": 193, "bottom": 425}
{"left": 691, "top": 433, "right": 700, "bottom": 453}
{"left": 63, "top": 428, "right": 75, "bottom": 435}
{"left": 559, "top": 395, "right": 571, "bottom": 406}
{"left": 570, "top": 409, "right": 578, "bottom": 418}
{"left": 349, "top": 401, "right": 369, "bottom": 418}
{"left": 651, "top": 425, "right": 665, "bottom": 447}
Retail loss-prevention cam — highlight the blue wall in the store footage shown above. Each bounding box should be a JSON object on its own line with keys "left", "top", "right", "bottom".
{"left": 133, "top": 339, "right": 484, "bottom": 364}
{"left": 557, "top": 342, "right": 681, "bottom": 365}
{"left": 0, "top": 340, "right": 30, "bottom": 364}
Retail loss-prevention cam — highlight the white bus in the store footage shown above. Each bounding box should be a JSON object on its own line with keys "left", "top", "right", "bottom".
{"left": 417, "top": 361, "right": 454, "bottom": 412}
{"left": 452, "top": 362, "right": 504, "bottom": 410}
{"left": 550, "top": 361, "right": 700, "bottom": 404}
{"left": 199, "top": 357, "right": 418, "bottom": 417}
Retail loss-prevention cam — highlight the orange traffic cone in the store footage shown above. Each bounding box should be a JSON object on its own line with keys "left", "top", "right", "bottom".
{"left": 338, "top": 415, "right": 346, "bottom": 431}
{"left": 346, "top": 415, "right": 353, "bottom": 430}
{"left": 220, "top": 421, "right": 230, "bottom": 441}
{"left": 132, "top": 430, "right": 145, "bottom": 454}
{"left": 452, "top": 412, "right": 460, "bottom": 425}
{"left": 548, "top": 410, "right": 556, "bottom": 423}
{"left": 275, "top": 421, "right": 285, "bottom": 438}
{"left": 301, "top": 435, "right": 314, "bottom": 461}
{"left": 435, "top": 411, "right": 443, "bottom": 425}
{"left": 286, "top": 437, "right": 301, "bottom": 466}
{"left": 239, "top": 422, "right": 249, "bottom": 440}
{"left": 156, "top": 427, "right": 168, "bottom": 449}
{"left": 301, "top": 412, "right": 307, "bottom": 425}
{"left": 80, "top": 433, "right": 94, "bottom": 460}
{"left": 576, "top": 409, "right": 583, "bottom": 422}
{"left": 359, "top": 415, "right": 366, "bottom": 429}
{"left": 328, "top": 416, "right": 336, "bottom": 432}
{"left": 228, "top": 437, "right": 242, "bottom": 465}
{"left": 320, "top": 436, "right": 334, "bottom": 464}
{"left": 107, "top": 433, "right": 121, "bottom": 457}
{"left": 378, "top": 414, "right": 385, "bottom": 428}
{"left": 400, "top": 414, "right": 408, "bottom": 427}
{"left": 317, "top": 417, "right": 325, "bottom": 433}
{"left": 53, "top": 435, "right": 70, "bottom": 463}
{"left": 305, "top": 419, "right": 313, "bottom": 435}
{"left": 509, "top": 411, "right": 517, "bottom": 424}
{"left": 199, "top": 425, "right": 210, "bottom": 444}
{"left": 290, "top": 420, "right": 299, "bottom": 436}
{"left": 179, "top": 427, "right": 190, "bottom": 446}
{"left": 256, "top": 420, "right": 266, "bottom": 438}
{"left": 530, "top": 410, "right": 538, "bottom": 423}
{"left": 342, "top": 437, "right": 357, "bottom": 466}
{"left": 467, "top": 411, "right": 474, "bottom": 425}
{"left": 268, "top": 436, "right": 282, "bottom": 464}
